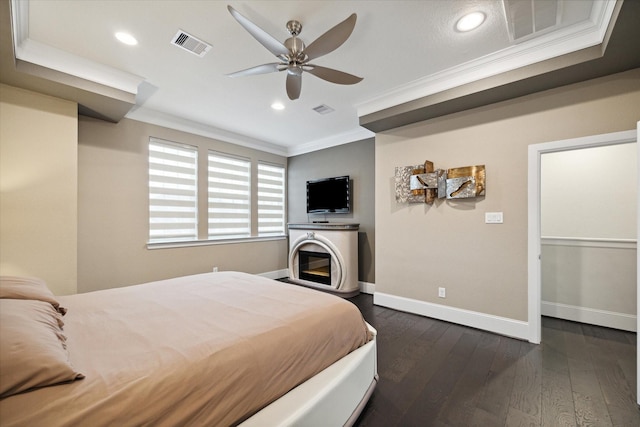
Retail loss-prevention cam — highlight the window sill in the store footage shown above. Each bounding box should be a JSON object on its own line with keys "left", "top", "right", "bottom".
{"left": 147, "top": 235, "right": 287, "bottom": 250}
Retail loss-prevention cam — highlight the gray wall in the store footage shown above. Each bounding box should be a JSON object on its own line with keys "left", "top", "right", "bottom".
{"left": 287, "top": 138, "right": 375, "bottom": 284}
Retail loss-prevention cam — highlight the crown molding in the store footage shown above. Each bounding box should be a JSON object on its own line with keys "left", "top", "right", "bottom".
{"left": 127, "top": 106, "right": 373, "bottom": 158}
{"left": 356, "top": 0, "right": 618, "bottom": 118}
{"left": 10, "top": 0, "right": 143, "bottom": 96}
{"left": 126, "top": 106, "right": 289, "bottom": 157}
{"left": 286, "top": 126, "right": 374, "bottom": 157}
{"left": 7, "top": 0, "right": 620, "bottom": 157}
{"left": 8, "top": 0, "right": 369, "bottom": 156}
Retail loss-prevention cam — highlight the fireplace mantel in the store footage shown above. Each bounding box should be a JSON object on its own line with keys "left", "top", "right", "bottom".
{"left": 288, "top": 223, "right": 359, "bottom": 231}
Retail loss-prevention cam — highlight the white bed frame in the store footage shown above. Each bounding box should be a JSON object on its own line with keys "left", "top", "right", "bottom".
{"left": 240, "top": 324, "right": 378, "bottom": 427}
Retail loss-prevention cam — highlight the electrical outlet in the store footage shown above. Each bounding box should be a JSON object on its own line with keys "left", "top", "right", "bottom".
{"left": 213, "top": 266, "right": 218, "bottom": 272}
{"left": 438, "top": 287, "right": 446, "bottom": 298}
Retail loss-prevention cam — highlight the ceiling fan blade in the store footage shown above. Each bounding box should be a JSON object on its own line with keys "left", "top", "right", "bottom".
{"left": 286, "top": 73, "right": 302, "bottom": 100}
{"left": 227, "top": 63, "right": 284, "bottom": 78}
{"left": 305, "top": 65, "right": 363, "bottom": 85}
{"left": 227, "top": 6, "right": 289, "bottom": 58}
{"left": 303, "top": 14, "right": 357, "bottom": 61}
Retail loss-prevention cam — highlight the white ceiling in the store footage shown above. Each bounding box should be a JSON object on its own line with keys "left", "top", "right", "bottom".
{"left": 9, "top": 0, "right": 615, "bottom": 156}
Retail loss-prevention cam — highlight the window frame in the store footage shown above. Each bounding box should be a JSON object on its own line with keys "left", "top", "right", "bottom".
{"left": 148, "top": 137, "right": 198, "bottom": 244}
{"left": 207, "top": 151, "right": 252, "bottom": 240}
{"left": 146, "top": 138, "right": 287, "bottom": 249}
{"left": 257, "top": 161, "right": 286, "bottom": 237}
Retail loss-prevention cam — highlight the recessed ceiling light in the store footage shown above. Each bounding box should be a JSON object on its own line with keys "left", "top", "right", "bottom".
{"left": 115, "top": 32, "right": 138, "bottom": 46}
{"left": 271, "top": 102, "right": 285, "bottom": 110}
{"left": 456, "top": 11, "right": 486, "bottom": 32}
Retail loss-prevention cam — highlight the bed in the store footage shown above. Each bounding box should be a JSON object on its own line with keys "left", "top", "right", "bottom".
{"left": 0, "top": 272, "right": 377, "bottom": 426}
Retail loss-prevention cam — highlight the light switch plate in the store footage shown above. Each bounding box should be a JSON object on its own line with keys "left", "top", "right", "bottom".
{"left": 485, "top": 212, "right": 504, "bottom": 224}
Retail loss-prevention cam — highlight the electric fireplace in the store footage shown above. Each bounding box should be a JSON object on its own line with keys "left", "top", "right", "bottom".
{"left": 299, "top": 250, "right": 331, "bottom": 285}
{"left": 287, "top": 223, "right": 360, "bottom": 297}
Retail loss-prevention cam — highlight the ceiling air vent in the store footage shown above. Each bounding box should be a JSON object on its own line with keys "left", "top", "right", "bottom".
{"left": 503, "top": 0, "right": 562, "bottom": 43}
{"left": 171, "top": 30, "right": 212, "bottom": 57}
{"left": 313, "top": 104, "right": 335, "bottom": 115}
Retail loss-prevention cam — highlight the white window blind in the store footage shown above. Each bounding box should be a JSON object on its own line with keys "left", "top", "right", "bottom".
{"left": 208, "top": 152, "right": 251, "bottom": 239}
{"left": 148, "top": 138, "right": 198, "bottom": 243}
{"left": 258, "top": 163, "right": 286, "bottom": 236}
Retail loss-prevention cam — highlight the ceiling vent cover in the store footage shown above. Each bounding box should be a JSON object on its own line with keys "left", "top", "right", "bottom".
{"left": 503, "top": 0, "right": 562, "bottom": 43}
{"left": 171, "top": 30, "right": 212, "bottom": 57}
{"left": 313, "top": 104, "right": 335, "bottom": 115}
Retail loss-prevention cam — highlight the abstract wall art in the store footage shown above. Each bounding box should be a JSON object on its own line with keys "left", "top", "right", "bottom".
{"left": 395, "top": 165, "right": 426, "bottom": 203}
{"left": 395, "top": 161, "right": 485, "bottom": 204}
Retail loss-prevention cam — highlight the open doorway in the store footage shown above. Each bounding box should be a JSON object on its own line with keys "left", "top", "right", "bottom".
{"left": 540, "top": 143, "right": 636, "bottom": 331}
{"left": 527, "top": 128, "right": 638, "bottom": 405}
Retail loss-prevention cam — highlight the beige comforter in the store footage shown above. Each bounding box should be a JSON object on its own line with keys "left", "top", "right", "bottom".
{"left": 0, "top": 272, "right": 371, "bottom": 426}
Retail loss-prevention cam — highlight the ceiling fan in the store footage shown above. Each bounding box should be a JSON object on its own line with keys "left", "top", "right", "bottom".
{"left": 226, "top": 5, "right": 363, "bottom": 100}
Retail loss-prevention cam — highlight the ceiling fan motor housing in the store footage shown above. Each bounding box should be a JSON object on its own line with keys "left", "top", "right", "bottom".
{"left": 285, "top": 37, "right": 306, "bottom": 55}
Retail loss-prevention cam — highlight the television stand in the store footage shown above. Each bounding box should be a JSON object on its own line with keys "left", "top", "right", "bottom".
{"left": 287, "top": 223, "right": 359, "bottom": 297}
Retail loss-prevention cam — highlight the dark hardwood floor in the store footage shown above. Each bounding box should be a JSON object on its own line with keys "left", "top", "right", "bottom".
{"left": 348, "top": 293, "right": 639, "bottom": 427}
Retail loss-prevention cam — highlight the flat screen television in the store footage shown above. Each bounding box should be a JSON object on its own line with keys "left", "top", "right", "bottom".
{"left": 306, "top": 176, "right": 351, "bottom": 214}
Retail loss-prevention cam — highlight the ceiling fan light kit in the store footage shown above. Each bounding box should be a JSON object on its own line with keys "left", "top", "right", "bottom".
{"left": 226, "top": 5, "right": 363, "bottom": 100}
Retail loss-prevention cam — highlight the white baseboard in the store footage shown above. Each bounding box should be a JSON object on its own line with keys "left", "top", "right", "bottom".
{"left": 541, "top": 301, "right": 637, "bottom": 332}
{"left": 374, "top": 292, "right": 530, "bottom": 341}
{"left": 359, "top": 281, "right": 375, "bottom": 294}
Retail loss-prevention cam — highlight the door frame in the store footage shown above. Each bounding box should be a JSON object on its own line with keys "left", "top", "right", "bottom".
{"left": 527, "top": 129, "right": 637, "bottom": 347}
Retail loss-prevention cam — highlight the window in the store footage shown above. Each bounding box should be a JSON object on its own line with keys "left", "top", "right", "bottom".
{"left": 148, "top": 138, "right": 198, "bottom": 243}
{"left": 208, "top": 152, "right": 251, "bottom": 239}
{"left": 257, "top": 162, "right": 286, "bottom": 236}
{"left": 148, "top": 138, "right": 286, "bottom": 246}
